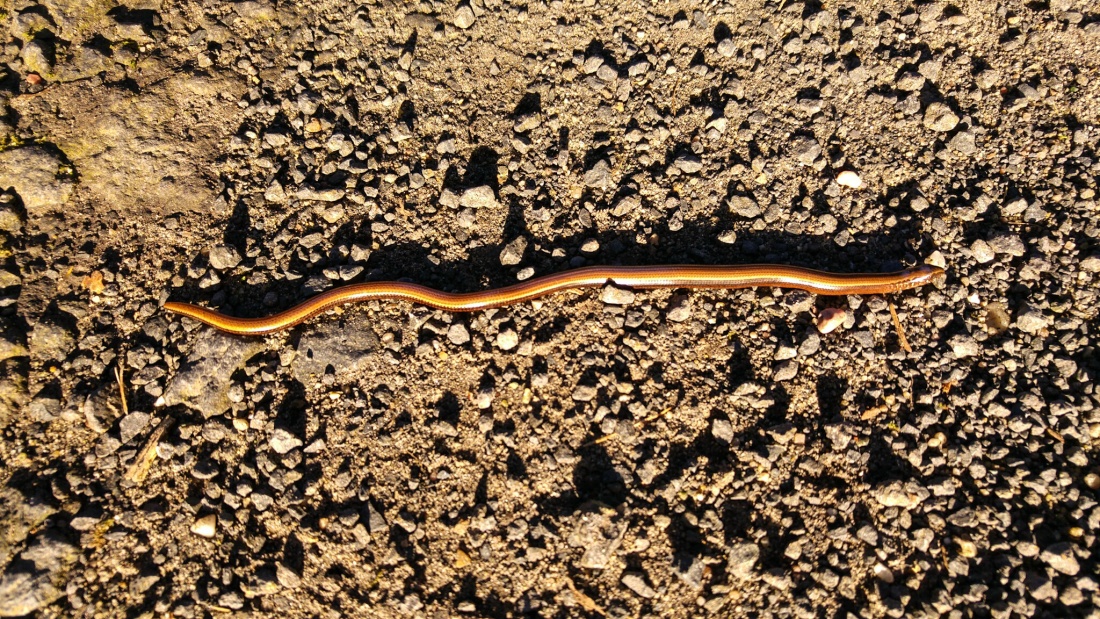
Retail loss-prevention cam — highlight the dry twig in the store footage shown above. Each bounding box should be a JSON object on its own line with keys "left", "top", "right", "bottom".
{"left": 123, "top": 417, "right": 174, "bottom": 484}
{"left": 888, "top": 301, "right": 913, "bottom": 353}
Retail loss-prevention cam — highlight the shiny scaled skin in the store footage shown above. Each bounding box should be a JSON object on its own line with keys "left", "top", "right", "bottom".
{"left": 164, "top": 264, "right": 946, "bottom": 336}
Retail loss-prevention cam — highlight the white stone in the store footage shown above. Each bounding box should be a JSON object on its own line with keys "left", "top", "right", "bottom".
{"left": 191, "top": 514, "right": 217, "bottom": 538}
{"left": 836, "top": 170, "right": 862, "bottom": 188}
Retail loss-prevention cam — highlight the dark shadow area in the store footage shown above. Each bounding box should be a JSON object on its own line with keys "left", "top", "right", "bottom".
{"left": 815, "top": 373, "right": 848, "bottom": 419}
{"left": 572, "top": 434, "right": 627, "bottom": 506}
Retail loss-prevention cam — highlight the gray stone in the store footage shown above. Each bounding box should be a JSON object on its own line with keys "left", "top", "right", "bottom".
{"left": 20, "top": 40, "right": 53, "bottom": 76}
{"left": 621, "top": 572, "right": 656, "bottom": 598}
{"left": 673, "top": 154, "right": 703, "bottom": 174}
{"left": 949, "top": 335, "right": 980, "bottom": 358}
{"left": 923, "top": 102, "right": 959, "bottom": 132}
{"left": 571, "top": 384, "right": 598, "bottom": 402}
{"left": 28, "top": 320, "right": 74, "bottom": 363}
{"left": 600, "top": 286, "right": 635, "bottom": 305}
{"left": 289, "top": 314, "right": 380, "bottom": 383}
{"left": 459, "top": 185, "right": 498, "bottom": 209}
{"left": 672, "top": 552, "right": 705, "bottom": 590}
{"left": 0, "top": 204, "right": 24, "bottom": 234}
{"left": 970, "top": 239, "right": 996, "bottom": 263}
{"left": 856, "top": 525, "right": 879, "bottom": 546}
{"left": 666, "top": 296, "right": 691, "bottom": 322}
{"left": 1025, "top": 570, "right": 1057, "bottom": 602}
{"left": 453, "top": 4, "right": 476, "bottom": 29}
{"left": 45, "top": 74, "right": 246, "bottom": 217}
{"left": 163, "top": 329, "right": 265, "bottom": 418}
{"left": 1003, "top": 198, "right": 1029, "bottom": 216}
{"left": 242, "top": 566, "right": 280, "bottom": 597}
{"left": 275, "top": 563, "right": 301, "bottom": 589}
{"left": 0, "top": 487, "right": 57, "bottom": 568}
{"left": 583, "top": 160, "right": 612, "bottom": 190}
{"left": 0, "top": 532, "right": 79, "bottom": 616}
{"left": 269, "top": 429, "right": 302, "bottom": 455}
{"left": 0, "top": 570, "right": 61, "bottom": 617}
{"left": 896, "top": 71, "right": 926, "bottom": 91}
{"left": 263, "top": 132, "right": 289, "bottom": 148}
{"left": 949, "top": 130, "right": 977, "bottom": 155}
{"left": 208, "top": 245, "right": 241, "bottom": 270}
{"left": 447, "top": 323, "right": 470, "bottom": 345}
{"left": 118, "top": 411, "right": 150, "bottom": 445}
{"left": 789, "top": 135, "right": 822, "bottom": 165}
{"left": 728, "top": 196, "right": 762, "bottom": 218}
{"left": 712, "top": 418, "right": 734, "bottom": 443}
{"left": 909, "top": 195, "right": 931, "bottom": 212}
{"left": 1015, "top": 304, "right": 1049, "bottom": 334}
{"left": 987, "top": 233, "right": 1025, "bottom": 256}
{"left": 567, "top": 502, "right": 626, "bottom": 570}
{"left": 500, "top": 237, "right": 527, "bottom": 266}
{"left": 595, "top": 64, "right": 617, "bottom": 82}
{"left": 496, "top": 329, "right": 519, "bottom": 351}
{"left": 873, "top": 480, "right": 929, "bottom": 508}
{"left": 1034, "top": 543, "right": 1078, "bottom": 576}
{"left": 365, "top": 502, "right": 387, "bottom": 534}
{"left": 0, "top": 270, "right": 20, "bottom": 290}
{"left": 11, "top": 12, "right": 51, "bottom": 40}
{"left": 296, "top": 188, "right": 344, "bottom": 202}
{"left": 773, "top": 360, "right": 799, "bottom": 381}
{"left": 728, "top": 542, "right": 760, "bottom": 579}
{"left": 264, "top": 181, "right": 287, "bottom": 203}
{"left": 0, "top": 146, "right": 75, "bottom": 215}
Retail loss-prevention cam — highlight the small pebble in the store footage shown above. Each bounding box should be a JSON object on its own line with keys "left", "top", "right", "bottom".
{"left": 620, "top": 572, "right": 656, "bottom": 598}
{"left": 923, "top": 102, "right": 960, "bottom": 132}
{"left": 873, "top": 563, "right": 894, "bottom": 584}
{"left": 836, "top": 170, "right": 862, "bottom": 188}
{"left": 496, "top": 329, "right": 519, "bottom": 351}
{"left": 459, "top": 185, "right": 497, "bottom": 209}
{"left": 475, "top": 387, "right": 494, "bottom": 409}
{"left": 773, "top": 360, "right": 799, "bottom": 381}
{"left": 816, "top": 307, "right": 848, "bottom": 333}
{"left": 500, "top": 236, "right": 527, "bottom": 266}
{"left": 191, "top": 514, "right": 217, "bottom": 538}
{"left": 910, "top": 195, "right": 931, "bottom": 212}
{"left": 1085, "top": 473, "right": 1100, "bottom": 491}
{"left": 448, "top": 323, "right": 471, "bottom": 345}
{"left": 728, "top": 542, "right": 760, "bottom": 579}
{"left": 666, "top": 296, "right": 692, "bottom": 322}
{"left": 983, "top": 303, "right": 1011, "bottom": 334}
{"left": 949, "top": 335, "right": 980, "bottom": 358}
{"left": 270, "top": 429, "right": 303, "bottom": 454}
{"left": 600, "top": 286, "right": 635, "bottom": 305}
{"left": 321, "top": 206, "right": 345, "bottom": 223}
{"left": 453, "top": 5, "right": 476, "bottom": 29}
{"left": 712, "top": 418, "right": 734, "bottom": 443}
{"left": 1015, "top": 304, "right": 1049, "bottom": 334}
{"left": 208, "top": 245, "right": 242, "bottom": 270}
{"left": 572, "top": 384, "right": 598, "bottom": 402}
{"left": 970, "top": 239, "right": 996, "bottom": 263}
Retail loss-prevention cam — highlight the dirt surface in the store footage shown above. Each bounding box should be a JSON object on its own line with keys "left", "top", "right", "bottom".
{"left": 1, "top": 0, "right": 1099, "bottom": 617}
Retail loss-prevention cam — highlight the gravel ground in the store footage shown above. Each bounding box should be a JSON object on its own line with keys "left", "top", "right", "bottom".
{"left": 1, "top": 0, "right": 1098, "bottom": 617}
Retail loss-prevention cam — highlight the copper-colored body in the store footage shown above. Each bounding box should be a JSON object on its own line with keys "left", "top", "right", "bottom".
{"left": 164, "top": 264, "right": 945, "bottom": 336}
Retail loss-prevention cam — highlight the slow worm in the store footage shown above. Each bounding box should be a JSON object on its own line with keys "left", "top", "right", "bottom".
{"left": 164, "top": 264, "right": 944, "bottom": 336}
